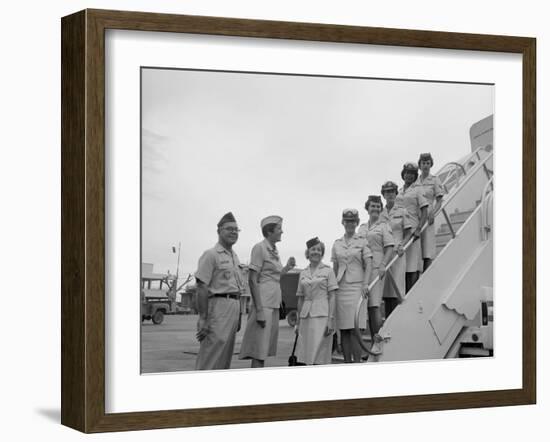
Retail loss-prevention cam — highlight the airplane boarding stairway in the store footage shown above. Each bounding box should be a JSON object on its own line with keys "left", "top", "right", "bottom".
{"left": 356, "top": 145, "right": 494, "bottom": 362}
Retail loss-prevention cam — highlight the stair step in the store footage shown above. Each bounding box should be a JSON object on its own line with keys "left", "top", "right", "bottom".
{"left": 438, "top": 220, "right": 466, "bottom": 235}
{"left": 447, "top": 210, "right": 474, "bottom": 222}
{"left": 434, "top": 206, "right": 478, "bottom": 254}
{"left": 436, "top": 231, "right": 454, "bottom": 243}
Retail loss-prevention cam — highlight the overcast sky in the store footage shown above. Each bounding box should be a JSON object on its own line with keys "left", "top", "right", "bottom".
{"left": 141, "top": 68, "right": 493, "bottom": 280}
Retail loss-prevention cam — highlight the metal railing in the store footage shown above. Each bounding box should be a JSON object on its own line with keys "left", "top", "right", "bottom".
{"left": 355, "top": 150, "right": 494, "bottom": 355}
{"left": 436, "top": 145, "right": 491, "bottom": 194}
{"left": 481, "top": 177, "right": 494, "bottom": 241}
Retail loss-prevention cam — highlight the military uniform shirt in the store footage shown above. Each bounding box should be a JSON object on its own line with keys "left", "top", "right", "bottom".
{"left": 296, "top": 263, "right": 338, "bottom": 318}
{"left": 395, "top": 184, "right": 429, "bottom": 230}
{"left": 195, "top": 243, "right": 245, "bottom": 295}
{"left": 331, "top": 234, "right": 373, "bottom": 284}
{"left": 358, "top": 220, "right": 395, "bottom": 268}
{"left": 380, "top": 205, "right": 412, "bottom": 245}
{"left": 249, "top": 239, "right": 283, "bottom": 308}
{"left": 416, "top": 174, "right": 444, "bottom": 210}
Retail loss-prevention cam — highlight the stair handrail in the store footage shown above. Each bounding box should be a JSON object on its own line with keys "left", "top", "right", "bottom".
{"left": 437, "top": 162, "right": 466, "bottom": 191}
{"left": 436, "top": 145, "right": 490, "bottom": 194}
{"left": 354, "top": 151, "right": 494, "bottom": 354}
{"left": 480, "top": 176, "right": 494, "bottom": 240}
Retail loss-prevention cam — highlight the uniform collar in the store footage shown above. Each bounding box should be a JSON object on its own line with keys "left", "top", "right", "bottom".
{"left": 384, "top": 205, "right": 399, "bottom": 215}
{"left": 417, "top": 173, "right": 434, "bottom": 184}
{"left": 367, "top": 218, "right": 383, "bottom": 230}
{"left": 400, "top": 183, "right": 417, "bottom": 194}
{"left": 263, "top": 239, "right": 280, "bottom": 260}
{"left": 305, "top": 262, "right": 327, "bottom": 276}
{"left": 339, "top": 233, "right": 361, "bottom": 243}
{"left": 215, "top": 242, "right": 234, "bottom": 255}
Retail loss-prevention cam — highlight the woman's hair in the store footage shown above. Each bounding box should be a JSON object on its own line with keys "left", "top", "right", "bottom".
{"left": 305, "top": 241, "right": 326, "bottom": 259}
{"left": 261, "top": 223, "right": 278, "bottom": 238}
{"left": 418, "top": 152, "right": 434, "bottom": 168}
{"left": 365, "top": 195, "right": 383, "bottom": 211}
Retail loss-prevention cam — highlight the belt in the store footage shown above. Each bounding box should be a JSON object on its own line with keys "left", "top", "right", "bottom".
{"left": 212, "top": 293, "right": 240, "bottom": 300}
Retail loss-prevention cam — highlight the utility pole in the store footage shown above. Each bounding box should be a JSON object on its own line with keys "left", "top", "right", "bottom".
{"left": 176, "top": 242, "right": 181, "bottom": 282}
{"left": 169, "top": 243, "right": 182, "bottom": 307}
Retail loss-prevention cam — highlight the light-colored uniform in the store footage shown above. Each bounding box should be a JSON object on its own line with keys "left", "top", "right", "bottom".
{"left": 194, "top": 243, "right": 245, "bottom": 370}
{"left": 415, "top": 174, "right": 444, "bottom": 260}
{"left": 358, "top": 221, "right": 395, "bottom": 307}
{"left": 380, "top": 206, "right": 412, "bottom": 300}
{"left": 395, "top": 185, "right": 429, "bottom": 272}
{"left": 331, "top": 235, "right": 372, "bottom": 329}
{"left": 239, "top": 239, "right": 283, "bottom": 361}
{"left": 295, "top": 263, "right": 338, "bottom": 365}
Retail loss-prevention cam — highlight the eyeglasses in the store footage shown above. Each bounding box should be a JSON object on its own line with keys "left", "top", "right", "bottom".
{"left": 222, "top": 227, "right": 241, "bottom": 233}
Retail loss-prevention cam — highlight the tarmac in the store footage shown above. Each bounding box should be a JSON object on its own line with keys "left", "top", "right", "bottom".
{"left": 141, "top": 313, "right": 361, "bottom": 373}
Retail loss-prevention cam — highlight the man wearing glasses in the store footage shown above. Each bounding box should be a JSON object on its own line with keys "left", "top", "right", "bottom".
{"left": 194, "top": 212, "right": 245, "bottom": 370}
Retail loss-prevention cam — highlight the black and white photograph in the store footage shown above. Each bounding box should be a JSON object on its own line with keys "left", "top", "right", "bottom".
{"left": 140, "top": 67, "right": 494, "bottom": 373}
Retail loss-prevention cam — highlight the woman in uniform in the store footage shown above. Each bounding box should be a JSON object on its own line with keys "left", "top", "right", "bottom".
{"left": 416, "top": 153, "right": 444, "bottom": 271}
{"left": 295, "top": 237, "right": 338, "bottom": 365}
{"left": 331, "top": 209, "right": 373, "bottom": 363}
{"left": 380, "top": 181, "right": 413, "bottom": 318}
{"left": 396, "top": 162, "right": 429, "bottom": 292}
{"left": 358, "top": 196, "right": 395, "bottom": 351}
{"left": 239, "top": 215, "right": 296, "bottom": 368}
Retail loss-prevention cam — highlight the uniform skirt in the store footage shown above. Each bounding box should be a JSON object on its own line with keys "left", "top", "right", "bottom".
{"left": 296, "top": 316, "right": 333, "bottom": 365}
{"left": 421, "top": 222, "right": 436, "bottom": 259}
{"left": 239, "top": 306, "right": 279, "bottom": 361}
{"left": 195, "top": 297, "right": 240, "bottom": 370}
{"left": 406, "top": 238, "right": 422, "bottom": 272}
{"left": 336, "top": 281, "right": 367, "bottom": 330}
{"left": 382, "top": 253, "right": 406, "bottom": 299}
{"left": 368, "top": 267, "right": 384, "bottom": 307}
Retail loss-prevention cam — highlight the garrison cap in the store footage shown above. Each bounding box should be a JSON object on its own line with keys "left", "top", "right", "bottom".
{"left": 217, "top": 211, "right": 237, "bottom": 227}
{"left": 418, "top": 152, "right": 434, "bottom": 166}
{"left": 365, "top": 195, "right": 383, "bottom": 210}
{"left": 306, "top": 237, "right": 321, "bottom": 249}
{"left": 261, "top": 215, "right": 283, "bottom": 229}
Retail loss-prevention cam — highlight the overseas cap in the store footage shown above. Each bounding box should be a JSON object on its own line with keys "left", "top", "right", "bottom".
{"left": 217, "top": 211, "right": 237, "bottom": 227}
{"left": 306, "top": 237, "right": 320, "bottom": 249}
{"left": 365, "top": 195, "right": 382, "bottom": 210}
{"left": 261, "top": 215, "right": 283, "bottom": 229}
{"left": 342, "top": 208, "right": 359, "bottom": 220}
{"left": 418, "top": 152, "right": 434, "bottom": 166}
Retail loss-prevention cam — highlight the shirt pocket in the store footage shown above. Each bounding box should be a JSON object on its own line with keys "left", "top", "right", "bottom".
{"left": 299, "top": 276, "right": 311, "bottom": 293}
{"left": 312, "top": 275, "right": 328, "bottom": 293}
{"left": 216, "top": 260, "right": 234, "bottom": 283}
{"left": 217, "top": 259, "right": 232, "bottom": 270}
{"left": 349, "top": 245, "right": 363, "bottom": 261}
{"left": 391, "top": 215, "right": 403, "bottom": 230}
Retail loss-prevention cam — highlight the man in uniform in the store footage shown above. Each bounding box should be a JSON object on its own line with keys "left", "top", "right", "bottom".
{"left": 194, "top": 212, "right": 244, "bottom": 370}
{"left": 239, "top": 215, "right": 296, "bottom": 368}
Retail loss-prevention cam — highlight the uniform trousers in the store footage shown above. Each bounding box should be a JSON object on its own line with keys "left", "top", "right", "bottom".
{"left": 195, "top": 297, "right": 240, "bottom": 370}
